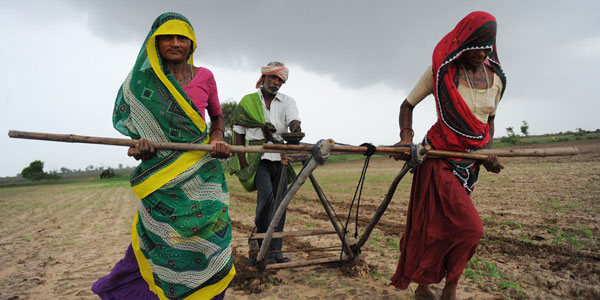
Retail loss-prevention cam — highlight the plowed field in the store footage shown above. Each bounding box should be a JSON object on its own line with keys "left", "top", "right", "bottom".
{"left": 1, "top": 139, "right": 598, "bottom": 299}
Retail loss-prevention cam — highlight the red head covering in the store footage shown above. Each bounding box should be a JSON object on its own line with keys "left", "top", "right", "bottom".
{"left": 427, "top": 11, "right": 506, "bottom": 152}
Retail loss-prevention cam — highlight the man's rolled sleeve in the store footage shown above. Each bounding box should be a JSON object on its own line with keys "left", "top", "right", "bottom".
{"left": 233, "top": 125, "right": 246, "bottom": 134}
{"left": 284, "top": 98, "right": 300, "bottom": 125}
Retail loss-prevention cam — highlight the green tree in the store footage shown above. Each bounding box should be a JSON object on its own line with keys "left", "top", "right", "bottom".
{"left": 520, "top": 120, "right": 529, "bottom": 136}
{"left": 21, "top": 160, "right": 47, "bottom": 181}
{"left": 46, "top": 171, "right": 60, "bottom": 180}
{"left": 501, "top": 126, "right": 519, "bottom": 145}
{"left": 575, "top": 128, "right": 586, "bottom": 136}
{"left": 220, "top": 100, "right": 238, "bottom": 142}
{"left": 506, "top": 127, "right": 515, "bottom": 137}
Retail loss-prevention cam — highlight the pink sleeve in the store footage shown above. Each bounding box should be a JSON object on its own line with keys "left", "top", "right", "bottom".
{"left": 206, "top": 73, "right": 222, "bottom": 118}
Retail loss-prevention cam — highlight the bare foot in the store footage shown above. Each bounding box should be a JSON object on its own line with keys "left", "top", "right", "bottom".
{"left": 440, "top": 282, "right": 457, "bottom": 300}
{"left": 415, "top": 285, "right": 437, "bottom": 300}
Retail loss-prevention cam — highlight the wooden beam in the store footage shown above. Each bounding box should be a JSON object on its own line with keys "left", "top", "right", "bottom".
{"left": 473, "top": 147, "right": 579, "bottom": 157}
{"left": 279, "top": 246, "right": 341, "bottom": 253}
{"left": 263, "top": 142, "right": 579, "bottom": 158}
{"left": 8, "top": 130, "right": 275, "bottom": 153}
{"left": 249, "top": 230, "right": 337, "bottom": 240}
{"left": 248, "top": 255, "right": 352, "bottom": 271}
{"left": 9, "top": 130, "right": 580, "bottom": 158}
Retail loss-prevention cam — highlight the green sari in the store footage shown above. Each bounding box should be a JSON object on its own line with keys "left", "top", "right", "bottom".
{"left": 228, "top": 92, "right": 294, "bottom": 192}
{"left": 112, "top": 12, "right": 234, "bottom": 300}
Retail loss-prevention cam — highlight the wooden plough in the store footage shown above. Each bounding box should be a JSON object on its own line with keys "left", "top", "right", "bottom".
{"left": 8, "top": 130, "right": 580, "bottom": 271}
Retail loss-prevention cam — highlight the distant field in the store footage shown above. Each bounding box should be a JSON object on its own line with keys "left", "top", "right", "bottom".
{"left": 493, "top": 130, "right": 600, "bottom": 148}
{"left": 0, "top": 169, "right": 134, "bottom": 187}
{"left": 1, "top": 139, "right": 598, "bottom": 299}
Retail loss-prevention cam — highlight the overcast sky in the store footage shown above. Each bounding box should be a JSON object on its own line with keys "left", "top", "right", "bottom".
{"left": 2, "top": 0, "right": 599, "bottom": 177}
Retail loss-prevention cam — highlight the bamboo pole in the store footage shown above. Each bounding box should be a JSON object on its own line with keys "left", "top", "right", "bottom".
{"left": 473, "top": 147, "right": 579, "bottom": 157}
{"left": 8, "top": 130, "right": 580, "bottom": 158}
{"left": 8, "top": 130, "right": 273, "bottom": 153}
{"left": 264, "top": 143, "right": 579, "bottom": 159}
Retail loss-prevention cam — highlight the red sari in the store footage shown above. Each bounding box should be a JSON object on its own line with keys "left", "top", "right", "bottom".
{"left": 390, "top": 11, "right": 506, "bottom": 289}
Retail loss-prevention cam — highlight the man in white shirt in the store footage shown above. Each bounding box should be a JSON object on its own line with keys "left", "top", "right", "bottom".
{"left": 231, "top": 62, "right": 301, "bottom": 264}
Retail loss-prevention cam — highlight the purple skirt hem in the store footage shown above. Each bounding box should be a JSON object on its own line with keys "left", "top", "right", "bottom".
{"left": 92, "top": 244, "right": 227, "bottom": 300}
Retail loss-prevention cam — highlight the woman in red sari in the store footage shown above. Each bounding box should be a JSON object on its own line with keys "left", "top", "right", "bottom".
{"left": 390, "top": 11, "right": 506, "bottom": 300}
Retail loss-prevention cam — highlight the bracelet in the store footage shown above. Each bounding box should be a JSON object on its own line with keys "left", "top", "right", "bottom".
{"left": 400, "top": 127, "right": 414, "bottom": 138}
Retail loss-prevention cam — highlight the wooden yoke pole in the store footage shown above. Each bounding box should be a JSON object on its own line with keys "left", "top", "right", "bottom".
{"left": 473, "top": 147, "right": 579, "bottom": 157}
{"left": 8, "top": 130, "right": 273, "bottom": 153}
{"left": 9, "top": 130, "right": 579, "bottom": 158}
{"left": 263, "top": 143, "right": 579, "bottom": 159}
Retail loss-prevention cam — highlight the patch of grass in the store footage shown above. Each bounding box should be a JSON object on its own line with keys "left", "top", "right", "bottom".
{"left": 0, "top": 198, "right": 47, "bottom": 219}
{"left": 369, "top": 239, "right": 382, "bottom": 252}
{"left": 368, "top": 232, "right": 384, "bottom": 252}
{"left": 369, "top": 268, "right": 388, "bottom": 283}
{"left": 536, "top": 196, "right": 580, "bottom": 213}
{"left": 544, "top": 227, "right": 564, "bottom": 244}
{"left": 307, "top": 273, "right": 327, "bottom": 288}
{"left": 498, "top": 278, "right": 525, "bottom": 296}
{"left": 544, "top": 226, "right": 597, "bottom": 250}
{"left": 372, "top": 232, "right": 381, "bottom": 241}
{"left": 288, "top": 215, "right": 302, "bottom": 225}
{"left": 481, "top": 215, "right": 497, "bottom": 225}
{"left": 502, "top": 220, "right": 529, "bottom": 242}
{"left": 408, "top": 286, "right": 416, "bottom": 299}
{"left": 464, "top": 257, "right": 527, "bottom": 299}
{"left": 577, "top": 226, "right": 593, "bottom": 239}
{"left": 464, "top": 257, "right": 501, "bottom": 285}
{"left": 584, "top": 134, "right": 600, "bottom": 140}
{"left": 536, "top": 197, "right": 561, "bottom": 213}
{"left": 385, "top": 237, "right": 400, "bottom": 250}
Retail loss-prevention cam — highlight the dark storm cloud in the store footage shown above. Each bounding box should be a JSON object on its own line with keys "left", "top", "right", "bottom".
{"left": 64, "top": 0, "right": 599, "bottom": 98}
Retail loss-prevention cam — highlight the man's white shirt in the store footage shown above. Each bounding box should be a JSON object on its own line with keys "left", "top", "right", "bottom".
{"left": 233, "top": 89, "right": 300, "bottom": 161}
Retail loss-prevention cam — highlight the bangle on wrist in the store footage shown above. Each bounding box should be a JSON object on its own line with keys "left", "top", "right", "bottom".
{"left": 400, "top": 127, "right": 414, "bottom": 138}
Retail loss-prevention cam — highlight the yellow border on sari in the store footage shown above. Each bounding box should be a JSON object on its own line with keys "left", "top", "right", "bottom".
{"left": 131, "top": 213, "right": 236, "bottom": 300}
{"left": 131, "top": 150, "right": 207, "bottom": 199}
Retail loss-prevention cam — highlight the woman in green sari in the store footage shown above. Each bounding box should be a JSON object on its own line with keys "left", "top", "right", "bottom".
{"left": 92, "top": 12, "right": 234, "bottom": 300}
